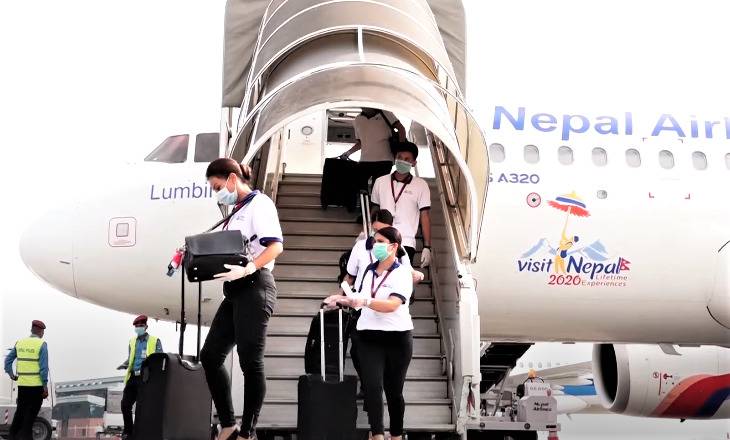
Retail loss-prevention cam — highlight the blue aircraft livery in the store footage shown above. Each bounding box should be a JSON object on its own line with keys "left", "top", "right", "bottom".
{"left": 149, "top": 182, "right": 214, "bottom": 200}
{"left": 492, "top": 106, "right": 730, "bottom": 141}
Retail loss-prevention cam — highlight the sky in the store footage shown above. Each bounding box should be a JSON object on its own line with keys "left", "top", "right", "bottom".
{"left": 0, "top": 0, "right": 729, "bottom": 438}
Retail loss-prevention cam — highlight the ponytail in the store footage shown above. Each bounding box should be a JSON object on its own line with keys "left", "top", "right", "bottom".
{"left": 206, "top": 158, "right": 252, "bottom": 183}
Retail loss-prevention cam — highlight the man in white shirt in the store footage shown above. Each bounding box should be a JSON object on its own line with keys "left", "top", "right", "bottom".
{"left": 339, "top": 107, "right": 406, "bottom": 190}
{"left": 371, "top": 141, "right": 432, "bottom": 267}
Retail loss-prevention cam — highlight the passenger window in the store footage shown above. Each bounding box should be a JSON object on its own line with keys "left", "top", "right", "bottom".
{"left": 195, "top": 133, "right": 220, "bottom": 162}
{"left": 558, "top": 146, "right": 573, "bottom": 165}
{"left": 625, "top": 148, "right": 641, "bottom": 167}
{"left": 592, "top": 147, "right": 607, "bottom": 166}
{"left": 692, "top": 151, "right": 707, "bottom": 170}
{"left": 726, "top": 153, "right": 730, "bottom": 170}
{"left": 524, "top": 145, "right": 539, "bottom": 164}
{"left": 489, "top": 143, "right": 505, "bottom": 163}
{"left": 144, "top": 135, "right": 189, "bottom": 163}
{"left": 659, "top": 150, "right": 675, "bottom": 169}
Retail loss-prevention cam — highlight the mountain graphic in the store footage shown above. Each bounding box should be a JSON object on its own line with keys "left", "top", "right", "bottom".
{"left": 521, "top": 239, "right": 611, "bottom": 262}
{"left": 521, "top": 239, "right": 556, "bottom": 258}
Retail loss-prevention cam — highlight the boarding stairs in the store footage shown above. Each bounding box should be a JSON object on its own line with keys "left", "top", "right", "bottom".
{"left": 256, "top": 172, "right": 453, "bottom": 433}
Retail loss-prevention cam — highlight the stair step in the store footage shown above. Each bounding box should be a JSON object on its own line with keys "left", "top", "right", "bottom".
{"left": 266, "top": 333, "right": 441, "bottom": 356}
{"left": 277, "top": 248, "right": 348, "bottom": 265}
{"left": 282, "top": 220, "right": 361, "bottom": 236}
{"left": 268, "top": 314, "right": 438, "bottom": 335}
{"left": 264, "top": 353, "right": 444, "bottom": 377}
{"left": 276, "top": 193, "right": 321, "bottom": 205}
{"left": 266, "top": 375, "right": 447, "bottom": 400}
{"left": 274, "top": 296, "right": 435, "bottom": 315}
{"left": 284, "top": 234, "right": 426, "bottom": 250}
{"left": 281, "top": 173, "right": 322, "bottom": 183}
{"left": 279, "top": 206, "right": 356, "bottom": 222}
{"left": 278, "top": 181, "right": 321, "bottom": 193}
{"left": 257, "top": 398, "right": 452, "bottom": 427}
{"left": 275, "top": 279, "right": 433, "bottom": 298}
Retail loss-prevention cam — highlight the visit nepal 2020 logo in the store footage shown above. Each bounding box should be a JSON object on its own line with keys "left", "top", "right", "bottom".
{"left": 517, "top": 192, "right": 631, "bottom": 287}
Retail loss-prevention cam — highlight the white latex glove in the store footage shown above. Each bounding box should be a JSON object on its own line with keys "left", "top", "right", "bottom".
{"left": 419, "top": 247, "right": 432, "bottom": 268}
{"left": 411, "top": 270, "right": 425, "bottom": 283}
{"left": 214, "top": 262, "right": 257, "bottom": 282}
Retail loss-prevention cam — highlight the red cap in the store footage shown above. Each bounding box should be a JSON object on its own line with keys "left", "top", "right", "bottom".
{"left": 31, "top": 320, "right": 46, "bottom": 329}
{"left": 133, "top": 315, "right": 148, "bottom": 326}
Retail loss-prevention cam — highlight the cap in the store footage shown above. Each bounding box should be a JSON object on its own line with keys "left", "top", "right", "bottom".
{"left": 133, "top": 315, "right": 148, "bottom": 326}
{"left": 31, "top": 320, "right": 46, "bottom": 329}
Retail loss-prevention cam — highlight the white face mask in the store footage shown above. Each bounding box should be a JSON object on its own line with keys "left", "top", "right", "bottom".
{"left": 215, "top": 177, "right": 238, "bottom": 205}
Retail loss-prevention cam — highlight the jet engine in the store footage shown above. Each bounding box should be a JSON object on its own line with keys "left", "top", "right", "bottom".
{"left": 592, "top": 344, "right": 730, "bottom": 419}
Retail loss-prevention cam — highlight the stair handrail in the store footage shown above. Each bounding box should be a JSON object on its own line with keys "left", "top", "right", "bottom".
{"left": 359, "top": 190, "right": 372, "bottom": 238}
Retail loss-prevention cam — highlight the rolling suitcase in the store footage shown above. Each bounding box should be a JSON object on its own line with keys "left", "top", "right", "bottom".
{"left": 320, "top": 157, "right": 360, "bottom": 211}
{"left": 298, "top": 309, "right": 358, "bottom": 440}
{"left": 303, "top": 308, "right": 352, "bottom": 376}
{"left": 134, "top": 268, "right": 212, "bottom": 440}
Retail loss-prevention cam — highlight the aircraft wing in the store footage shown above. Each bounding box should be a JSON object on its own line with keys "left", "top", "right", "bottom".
{"left": 507, "top": 361, "right": 594, "bottom": 387}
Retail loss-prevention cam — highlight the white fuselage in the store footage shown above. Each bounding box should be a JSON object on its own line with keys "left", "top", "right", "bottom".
{"left": 19, "top": 109, "right": 730, "bottom": 345}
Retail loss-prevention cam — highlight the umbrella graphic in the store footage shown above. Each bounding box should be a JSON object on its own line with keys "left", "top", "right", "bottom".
{"left": 548, "top": 191, "right": 590, "bottom": 232}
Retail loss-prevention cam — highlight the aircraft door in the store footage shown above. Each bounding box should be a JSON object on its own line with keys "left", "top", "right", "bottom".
{"left": 708, "top": 241, "right": 730, "bottom": 329}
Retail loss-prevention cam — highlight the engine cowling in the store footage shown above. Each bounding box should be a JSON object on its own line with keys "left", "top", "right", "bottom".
{"left": 592, "top": 344, "right": 730, "bottom": 419}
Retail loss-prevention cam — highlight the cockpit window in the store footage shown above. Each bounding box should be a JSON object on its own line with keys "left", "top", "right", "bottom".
{"left": 195, "top": 133, "right": 220, "bottom": 162}
{"left": 144, "top": 135, "right": 189, "bottom": 163}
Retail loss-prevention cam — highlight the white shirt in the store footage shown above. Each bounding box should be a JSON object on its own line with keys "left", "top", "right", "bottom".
{"left": 224, "top": 191, "right": 283, "bottom": 271}
{"left": 371, "top": 173, "right": 431, "bottom": 248}
{"left": 355, "top": 260, "right": 414, "bottom": 332}
{"left": 346, "top": 236, "right": 412, "bottom": 290}
{"left": 353, "top": 110, "right": 398, "bottom": 162}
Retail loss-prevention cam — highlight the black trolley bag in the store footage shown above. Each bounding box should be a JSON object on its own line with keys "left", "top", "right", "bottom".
{"left": 133, "top": 267, "right": 212, "bottom": 440}
{"left": 297, "top": 308, "right": 358, "bottom": 440}
{"left": 303, "top": 306, "right": 353, "bottom": 376}
{"left": 320, "top": 157, "right": 360, "bottom": 211}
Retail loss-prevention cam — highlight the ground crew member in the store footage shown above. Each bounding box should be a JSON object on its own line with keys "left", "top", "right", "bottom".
{"left": 121, "top": 315, "right": 162, "bottom": 439}
{"left": 371, "top": 141, "right": 432, "bottom": 267}
{"left": 4, "top": 320, "right": 49, "bottom": 440}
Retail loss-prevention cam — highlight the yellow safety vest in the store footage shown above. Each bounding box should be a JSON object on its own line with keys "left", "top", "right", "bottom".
{"left": 15, "top": 337, "right": 44, "bottom": 387}
{"left": 125, "top": 335, "right": 159, "bottom": 383}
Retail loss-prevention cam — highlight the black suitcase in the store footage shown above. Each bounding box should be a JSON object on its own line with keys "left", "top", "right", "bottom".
{"left": 298, "top": 309, "right": 358, "bottom": 440}
{"left": 134, "top": 269, "right": 212, "bottom": 440}
{"left": 320, "top": 157, "right": 360, "bottom": 211}
{"left": 304, "top": 308, "right": 353, "bottom": 376}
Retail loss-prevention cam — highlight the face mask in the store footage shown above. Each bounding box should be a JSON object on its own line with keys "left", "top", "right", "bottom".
{"left": 134, "top": 327, "right": 146, "bottom": 336}
{"left": 215, "top": 177, "right": 238, "bottom": 205}
{"left": 394, "top": 159, "right": 412, "bottom": 174}
{"left": 372, "top": 242, "right": 391, "bottom": 262}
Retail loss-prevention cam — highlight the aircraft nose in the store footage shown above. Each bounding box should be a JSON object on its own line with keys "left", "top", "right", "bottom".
{"left": 19, "top": 207, "right": 76, "bottom": 296}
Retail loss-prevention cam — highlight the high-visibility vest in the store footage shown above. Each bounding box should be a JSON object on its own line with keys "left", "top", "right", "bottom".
{"left": 15, "top": 337, "right": 44, "bottom": 387}
{"left": 125, "top": 335, "right": 159, "bottom": 383}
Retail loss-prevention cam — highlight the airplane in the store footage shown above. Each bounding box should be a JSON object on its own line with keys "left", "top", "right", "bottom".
{"left": 18, "top": 105, "right": 730, "bottom": 424}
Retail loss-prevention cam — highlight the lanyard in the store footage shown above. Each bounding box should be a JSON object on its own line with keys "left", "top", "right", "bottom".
{"left": 390, "top": 178, "right": 410, "bottom": 205}
{"left": 370, "top": 269, "right": 394, "bottom": 298}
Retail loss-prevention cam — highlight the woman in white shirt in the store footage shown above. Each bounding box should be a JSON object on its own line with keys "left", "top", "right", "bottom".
{"left": 335, "top": 226, "right": 413, "bottom": 440}
{"left": 199, "top": 158, "right": 283, "bottom": 440}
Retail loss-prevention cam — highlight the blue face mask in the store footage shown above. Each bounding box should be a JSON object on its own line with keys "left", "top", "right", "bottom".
{"left": 215, "top": 177, "right": 238, "bottom": 205}
{"left": 134, "top": 327, "right": 146, "bottom": 337}
{"left": 372, "top": 242, "right": 391, "bottom": 261}
{"left": 394, "top": 159, "right": 412, "bottom": 174}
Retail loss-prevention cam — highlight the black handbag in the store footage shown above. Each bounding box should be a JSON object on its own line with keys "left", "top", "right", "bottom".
{"left": 183, "top": 230, "right": 249, "bottom": 282}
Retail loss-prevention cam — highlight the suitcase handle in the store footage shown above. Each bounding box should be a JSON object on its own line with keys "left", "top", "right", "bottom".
{"left": 179, "top": 357, "right": 203, "bottom": 372}
{"left": 319, "top": 308, "right": 344, "bottom": 383}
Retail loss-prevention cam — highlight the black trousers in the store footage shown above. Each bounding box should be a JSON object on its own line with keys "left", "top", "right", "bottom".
{"left": 357, "top": 330, "right": 413, "bottom": 437}
{"left": 9, "top": 386, "right": 43, "bottom": 440}
{"left": 200, "top": 269, "right": 277, "bottom": 438}
{"left": 347, "top": 311, "right": 362, "bottom": 387}
{"left": 404, "top": 246, "right": 416, "bottom": 264}
{"left": 358, "top": 160, "right": 393, "bottom": 191}
{"left": 121, "top": 375, "right": 141, "bottom": 435}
